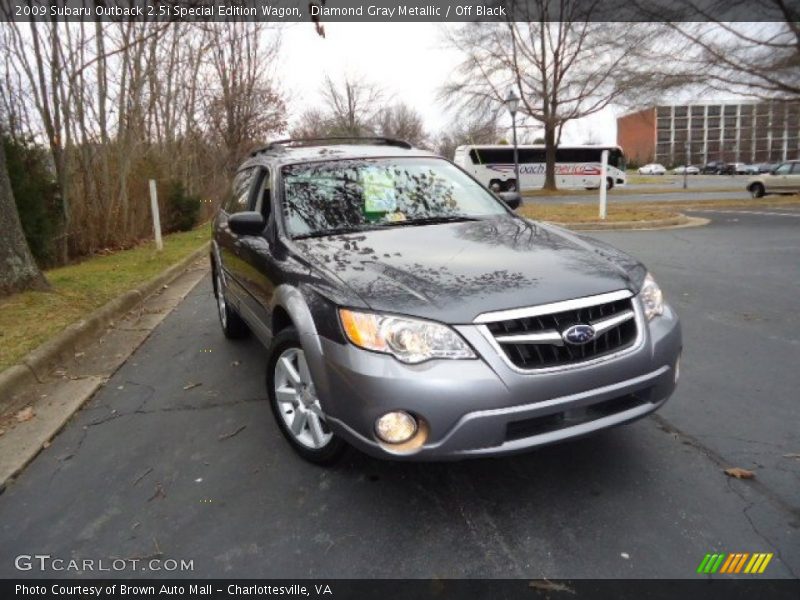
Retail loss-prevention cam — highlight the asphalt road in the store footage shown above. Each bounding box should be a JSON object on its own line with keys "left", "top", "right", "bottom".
{"left": 1, "top": 210, "right": 798, "bottom": 579}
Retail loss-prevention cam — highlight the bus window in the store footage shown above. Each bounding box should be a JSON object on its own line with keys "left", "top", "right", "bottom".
{"left": 470, "top": 148, "right": 515, "bottom": 164}
{"left": 519, "top": 148, "right": 545, "bottom": 163}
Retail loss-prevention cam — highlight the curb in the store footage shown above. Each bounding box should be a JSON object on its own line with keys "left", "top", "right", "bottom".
{"left": 0, "top": 242, "right": 210, "bottom": 413}
{"left": 555, "top": 213, "right": 694, "bottom": 231}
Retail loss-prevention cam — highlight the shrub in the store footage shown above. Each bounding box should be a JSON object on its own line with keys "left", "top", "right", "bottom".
{"left": 163, "top": 180, "right": 202, "bottom": 233}
{"left": 2, "top": 136, "right": 61, "bottom": 267}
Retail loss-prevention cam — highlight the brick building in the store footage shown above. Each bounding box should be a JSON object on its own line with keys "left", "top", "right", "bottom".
{"left": 617, "top": 99, "right": 800, "bottom": 167}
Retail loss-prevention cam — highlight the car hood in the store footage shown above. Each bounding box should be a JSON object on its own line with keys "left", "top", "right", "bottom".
{"left": 293, "top": 216, "right": 646, "bottom": 324}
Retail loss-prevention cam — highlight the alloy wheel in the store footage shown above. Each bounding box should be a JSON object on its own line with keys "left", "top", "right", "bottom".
{"left": 273, "top": 347, "right": 333, "bottom": 450}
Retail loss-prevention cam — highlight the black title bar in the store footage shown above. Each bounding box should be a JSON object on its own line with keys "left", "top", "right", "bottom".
{"left": 0, "top": 0, "right": 797, "bottom": 22}
{"left": 4, "top": 579, "right": 800, "bottom": 600}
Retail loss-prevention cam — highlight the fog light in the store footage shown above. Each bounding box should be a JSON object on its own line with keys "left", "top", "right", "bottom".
{"left": 375, "top": 411, "right": 417, "bottom": 444}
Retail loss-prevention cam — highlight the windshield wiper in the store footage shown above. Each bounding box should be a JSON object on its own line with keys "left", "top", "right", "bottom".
{"left": 293, "top": 216, "right": 481, "bottom": 239}
{"left": 293, "top": 224, "right": 381, "bottom": 239}
{"left": 381, "top": 215, "right": 481, "bottom": 227}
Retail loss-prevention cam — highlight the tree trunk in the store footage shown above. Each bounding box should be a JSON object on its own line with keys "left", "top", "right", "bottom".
{"left": 543, "top": 120, "right": 557, "bottom": 191}
{"left": 0, "top": 138, "right": 50, "bottom": 296}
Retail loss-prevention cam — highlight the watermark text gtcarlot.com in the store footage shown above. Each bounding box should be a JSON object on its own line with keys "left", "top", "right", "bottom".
{"left": 15, "top": 554, "right": 194, "bottom": 572}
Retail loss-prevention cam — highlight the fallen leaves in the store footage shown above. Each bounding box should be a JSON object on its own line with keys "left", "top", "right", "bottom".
{"left": 147, "top": 482, "right": 166, "bottom": 502}
{"left": 15, "top": 406, "right": 35, "bottom": 423}
{"left": 218, "top": 424, "right": 246, "bottom": 441}
{"left": 724, "top": 467, "right": 755, "bottom": 479}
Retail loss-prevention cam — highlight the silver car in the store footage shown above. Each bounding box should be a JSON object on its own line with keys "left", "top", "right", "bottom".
{"left": 211, "top": 137, "right": 682, "bottom": 464}
{"left": 747, "top": 160, "right": 800, "bottom": 197}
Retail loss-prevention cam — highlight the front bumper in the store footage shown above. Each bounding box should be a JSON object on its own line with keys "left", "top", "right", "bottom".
{"left": 307, "top": 299, "right": 681, "bottom": 460}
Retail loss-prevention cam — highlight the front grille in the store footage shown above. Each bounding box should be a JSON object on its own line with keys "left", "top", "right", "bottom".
{"left": 485, "top": 296, "right": 638, "bottom": 370}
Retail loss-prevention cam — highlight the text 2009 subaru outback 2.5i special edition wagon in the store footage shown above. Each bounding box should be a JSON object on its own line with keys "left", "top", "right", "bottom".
{"left": 211, "top": 137, "right": 681, "bottom": 464}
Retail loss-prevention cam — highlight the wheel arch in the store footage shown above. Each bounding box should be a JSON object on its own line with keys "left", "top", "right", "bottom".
{"left": 269, "top": 284, "right": 336, "bottom": 417}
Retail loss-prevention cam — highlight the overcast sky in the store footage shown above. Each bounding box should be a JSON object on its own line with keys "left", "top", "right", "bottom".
{"left": 278, "top": 22, "right": 619, "bottom": 147}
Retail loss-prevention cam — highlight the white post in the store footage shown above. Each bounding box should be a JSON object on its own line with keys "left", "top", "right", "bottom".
{"left": 149, "top": 179, "right": 163, "bottom": 251}
{"left": 599, "top": 149, "right": 609, "bottom": 220}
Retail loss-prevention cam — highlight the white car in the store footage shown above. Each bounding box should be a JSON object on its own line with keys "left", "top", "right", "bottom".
{"left": 747, "top": 160, "right": 800, "bottom": 197}
{"left": 672, "top": 165, "right": 700, "bottom": 175}
{"left": 638, "top": 163, "right": 667, "bottom": 175}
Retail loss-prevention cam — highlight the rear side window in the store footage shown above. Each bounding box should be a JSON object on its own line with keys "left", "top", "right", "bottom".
{"left": 224, "top": 168, "right": 256, "bottom": 213}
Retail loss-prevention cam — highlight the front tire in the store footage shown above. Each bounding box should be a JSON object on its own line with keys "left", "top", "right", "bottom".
{"left": 266, "top": 327, "right": 346, "bottom": 465}
{"left": 749, "top": 183, "right": 765, "bottom": 198}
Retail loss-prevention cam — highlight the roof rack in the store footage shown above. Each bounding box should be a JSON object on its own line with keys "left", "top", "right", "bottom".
{"left": 250, "top": 136, "right": 413, "bottom": 156}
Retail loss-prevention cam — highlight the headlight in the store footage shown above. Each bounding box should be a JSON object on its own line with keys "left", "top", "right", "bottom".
{"left": 338, "top": 309, "right": 476, "bottom": 364}
{"left": 640, "top": 272, "right": 664, "bottom": 320}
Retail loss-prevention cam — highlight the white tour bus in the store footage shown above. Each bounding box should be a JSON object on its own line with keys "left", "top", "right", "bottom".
{"left": 453, "top": 144, "right": 627, "bottom": 191}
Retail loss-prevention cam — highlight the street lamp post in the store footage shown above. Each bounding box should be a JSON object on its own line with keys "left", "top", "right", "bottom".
{"left": 683, "top": 142, "right": 690, "bottom": 190}
{"left": 505, "top": 88, "right": 520, "bottom": 192}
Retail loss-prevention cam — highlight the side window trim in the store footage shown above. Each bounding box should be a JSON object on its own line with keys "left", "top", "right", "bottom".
{"left": 252, "top": 166, "right": 272, "bottom": 217}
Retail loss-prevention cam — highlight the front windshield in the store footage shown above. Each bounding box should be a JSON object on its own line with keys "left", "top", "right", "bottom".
{"left": 281, "top": 157, "right": 508, "bottom": 238}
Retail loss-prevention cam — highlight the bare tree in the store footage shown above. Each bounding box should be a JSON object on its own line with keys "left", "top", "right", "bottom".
{"left": 655, "top": 10, "right": 800, "bottom": 99}
{"left": 205, "top": 23, "right": 286, "bottom": 174}
{"left": 290, "top": 108, "right": 334, "bottom": 139}
{"left": 441, "top": 1, "right": 666, "bottom": 189}
{"left": 376, "top": 102, "right": 428, "bottom": 146}
{"left": 290, "top": 74, "right": 387, "bottom": 140}
{"left": 435, "top": 115, "right": 500, "bottom": 159}
{"left": 0, "top": 21, "right": 287, "bottom": 261}
{"left": 320, "top": 74, "right": 385, "bottom": 137}
{"left": 0, "top": 133, "right": 49, "bottom": 296}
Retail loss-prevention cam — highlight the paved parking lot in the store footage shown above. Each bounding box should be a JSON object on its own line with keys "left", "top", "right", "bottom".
{"left": 0, "top": 209, "right": 797, "bottom": 579}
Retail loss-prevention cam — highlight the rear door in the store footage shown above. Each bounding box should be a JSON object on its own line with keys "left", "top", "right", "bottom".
{"left": 788, "top": 162, "right": 800, "bottom": 193}
{"left": 769, "top": 162, "right": 794, "bottom": 192}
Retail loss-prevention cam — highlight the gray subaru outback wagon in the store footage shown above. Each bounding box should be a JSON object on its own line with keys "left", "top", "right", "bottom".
{"left": 211, "top": 137, "right": 681, "bottom": 464}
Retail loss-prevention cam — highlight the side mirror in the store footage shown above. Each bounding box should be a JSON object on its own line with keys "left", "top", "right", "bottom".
{"left": 228, "top": 211, "right": 266, "bottom": 236}
{"left": 498, "top": 191, "right": 522, "bottom": 210}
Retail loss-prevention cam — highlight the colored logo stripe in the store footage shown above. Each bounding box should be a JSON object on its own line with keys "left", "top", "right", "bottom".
{"left": 698, "top": 553, "right": 773, "bottom": 574}
{"left": 697, "top": 553, "right": 726, "bottom": 573}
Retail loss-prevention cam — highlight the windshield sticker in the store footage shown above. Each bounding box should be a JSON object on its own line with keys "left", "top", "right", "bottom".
{"left": 362, "top": 169, "right": 397, "bottom": 213}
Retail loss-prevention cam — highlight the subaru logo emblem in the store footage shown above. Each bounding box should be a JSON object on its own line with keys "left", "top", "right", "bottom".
{"left": 563, "top": 324, "right": 595, "bottom": 345}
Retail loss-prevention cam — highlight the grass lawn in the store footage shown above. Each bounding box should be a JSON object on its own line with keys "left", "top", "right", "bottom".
{"left": 0, "top": 224, "right": 210, "bottom": 370}
{"left": 517, "top": 203, "right": 677, "bottom": 224}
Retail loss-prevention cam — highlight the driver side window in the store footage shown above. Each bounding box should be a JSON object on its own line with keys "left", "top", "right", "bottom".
{"left": 774, "top": 163, "right": 791, "bottom": 175}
